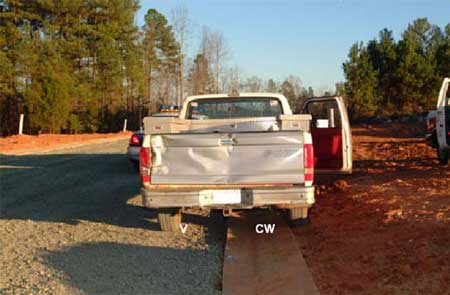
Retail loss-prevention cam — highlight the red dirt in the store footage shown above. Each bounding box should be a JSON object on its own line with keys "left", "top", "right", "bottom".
{"left": 0, "top": 132, "right": 132, "bottom": 155}
{"left": 294, "top": 122, "right": 450, "bottom": 295}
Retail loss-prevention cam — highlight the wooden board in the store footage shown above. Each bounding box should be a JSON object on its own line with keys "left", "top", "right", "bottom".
{"left": 222, "top": 211, "right": 320, "bottom": 295}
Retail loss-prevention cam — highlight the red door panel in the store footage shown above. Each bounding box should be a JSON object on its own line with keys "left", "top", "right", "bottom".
{"left": 311, "top": 127, "right": 343, "bottom": 169}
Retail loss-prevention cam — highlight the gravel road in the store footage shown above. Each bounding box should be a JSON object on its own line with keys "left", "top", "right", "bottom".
{"left": 0, "top": 139, "right": 225, "bottom": 295}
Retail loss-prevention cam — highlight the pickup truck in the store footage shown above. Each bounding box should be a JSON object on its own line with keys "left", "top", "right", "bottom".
{"left": 426, "top": 78, "right": 450, "bottom": 164}
{"left": 139, "top": 93, "right": 352, "bottom": 231}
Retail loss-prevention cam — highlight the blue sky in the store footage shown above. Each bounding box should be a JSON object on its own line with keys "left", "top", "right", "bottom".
{"left": 137, "top": 0, "right": 449, "bottom": 93}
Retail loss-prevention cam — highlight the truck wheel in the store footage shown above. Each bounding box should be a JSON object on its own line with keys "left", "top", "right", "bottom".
{"left": 157, "top": 208, "right": 182, "bottom": 232}
{"left": 437, "top": 148, "right": 449, "bottom": 165}
{"left": 288, "top": 207, "right": 309, "bottom": 226}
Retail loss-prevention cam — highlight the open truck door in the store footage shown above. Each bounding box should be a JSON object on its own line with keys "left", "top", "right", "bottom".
{"left": 435, "top": 78, "right": 450, "bottom": 163}
{"left": 302, "top": 96, "right": 352, "bottom": 174}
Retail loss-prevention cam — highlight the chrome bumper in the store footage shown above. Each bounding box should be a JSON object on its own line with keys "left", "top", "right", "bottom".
{"left": 141, "top": 186, "right": 315, "bottom": 208}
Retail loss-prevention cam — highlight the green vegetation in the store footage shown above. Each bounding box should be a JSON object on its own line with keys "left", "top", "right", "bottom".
{"left": 343, "top": 18, "right": 450, "bottom": 120}
{"left": 1, "top": 1, "right": 447, "bottom": 136}
{"left": 0, "top": 0, "right": 179, "bottom": 135}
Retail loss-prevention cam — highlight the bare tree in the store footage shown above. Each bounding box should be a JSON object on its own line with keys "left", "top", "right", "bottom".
{"left": 199, "top": 26, "right": 230, "bottom": 93}
{"left": 210, "top": 31, "right": 230, "bottom": 93}
{"left": 243, "top": 76, "right": 263, "bottom": 92}
{"left": 286, "top": 75, "right": 303, "bottom": 97}
{"left": 222, "top": 66, "right": 241, "bottom": 93}
{"left": 200, "top": 26, "right": 212, "bottom": 61}
{"left": 171, "top": 3, "right": 192, "bottom": 105}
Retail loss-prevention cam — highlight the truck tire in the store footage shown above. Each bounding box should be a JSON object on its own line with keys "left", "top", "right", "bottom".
{"left": 437, "top": 148, "right": 449, "bottom": 164}
{"left": 288, "top": 207, "right": 309, "bottom": 226}
{"left": 157, "top": 208, "right": 182, "bottom": 232}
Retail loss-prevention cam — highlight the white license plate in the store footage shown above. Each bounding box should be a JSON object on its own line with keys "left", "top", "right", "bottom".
{"left": 199, "top": 189, "right": 241, "bottom": 205}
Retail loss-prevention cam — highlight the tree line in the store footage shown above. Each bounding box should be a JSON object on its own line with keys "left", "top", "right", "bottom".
{"left": 0, "top": 1, "right": 222, "bottom": 135}
{"left": 3, "top": 2, "right": 443, "bottom": 136}
{"left": 0, "top": 1, "right": 319, "bottom": 136}
{"left": 342, "top": 18, "right": 450, "bottom": 120}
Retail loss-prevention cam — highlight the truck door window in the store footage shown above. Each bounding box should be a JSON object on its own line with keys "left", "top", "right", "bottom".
{"left": 304, "top": 100, "right": 342, "bottom": 128}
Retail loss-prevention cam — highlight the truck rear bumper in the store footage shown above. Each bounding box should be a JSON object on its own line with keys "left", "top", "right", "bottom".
{"left": 141, "top": 186, "right": 315, "bottom": 209}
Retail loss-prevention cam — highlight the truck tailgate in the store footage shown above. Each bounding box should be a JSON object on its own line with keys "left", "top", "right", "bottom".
{"left": 150, "top": 131, "right": 306, "bottom": 184}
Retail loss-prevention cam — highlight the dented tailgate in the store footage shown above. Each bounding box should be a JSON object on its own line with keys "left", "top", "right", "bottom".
{"left": 150, "top": 131, "right": 306, "bottom": 184}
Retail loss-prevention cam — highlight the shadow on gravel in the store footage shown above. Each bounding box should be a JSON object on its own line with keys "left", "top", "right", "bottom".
{"left": 0, "top": 153, "right": 161, "bottom": 230}
{"left": 1, "top": 152, "right": 225, "bottom": 232}
{"left": 43, "top": 242, "right": 220, "bottom": 295}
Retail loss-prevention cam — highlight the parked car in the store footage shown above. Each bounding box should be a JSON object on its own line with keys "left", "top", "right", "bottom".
{"left": 426, "top": 77, "right": 450, "bottom": 164}
{"left": 127, "top": 131, "right": 144, "bottom": 170}
{"left": 138, "top": 93, "right": 352, "bottom": 231}
{"left": 127, "top": 109, "right": 179, "bottom": 170}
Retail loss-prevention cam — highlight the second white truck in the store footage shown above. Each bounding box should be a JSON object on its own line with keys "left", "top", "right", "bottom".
{"left": 426, "top": 78, "right": 450, "bottom": 164}
{"left": 139, "top": 93, "right": 352, "bottom": 231}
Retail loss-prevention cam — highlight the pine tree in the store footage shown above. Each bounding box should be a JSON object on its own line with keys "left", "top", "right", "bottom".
{"left": 188, "top": 53, "right": 214, "bottom": 95}
{"left": 435, "top": 24, "right": 450, "bottom": 78}
{"left": 343, "top": 42, "right": 379, "bottom": 118}
{"left": 395, "top": 18, "right": 440, "bottom": 112}
{"left": 143, "top": 8, "right": 180, "bottom": 113}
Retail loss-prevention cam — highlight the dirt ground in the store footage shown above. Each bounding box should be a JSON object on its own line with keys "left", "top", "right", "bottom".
{"left": 294, "top": 122, "right": 450, "bottom": 295}
{"left": 0, "top": 132, "right": 132, "bottom": 155}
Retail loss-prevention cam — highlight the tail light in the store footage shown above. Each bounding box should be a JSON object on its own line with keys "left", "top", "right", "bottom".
{"left": 304, "top": 143, "right": 314, "bottom": 183}
{"left": 130, "top": 134, "right": 140, "bottom": 146}
{"left": 140, "top": 147, "right": 151, "bottom": 183}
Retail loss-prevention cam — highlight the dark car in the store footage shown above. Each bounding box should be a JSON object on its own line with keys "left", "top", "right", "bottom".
{"left": 127, "top": 110, "right": 179, "bottom": 171}
{"left": 127, "top": 131, "right": 144, "bottom": 170}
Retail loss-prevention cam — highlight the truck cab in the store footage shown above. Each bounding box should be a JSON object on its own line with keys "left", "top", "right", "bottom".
{"left": 139, "top": 93, "right": 352, "bottom": 231}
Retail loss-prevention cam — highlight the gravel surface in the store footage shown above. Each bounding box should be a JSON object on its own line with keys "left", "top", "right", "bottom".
{"left": 0, "top": 139, "right": 225, "bottom": 295}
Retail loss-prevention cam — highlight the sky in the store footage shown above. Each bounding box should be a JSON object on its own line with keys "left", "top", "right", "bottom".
{"left": 137, "top": 0, "right": 449, "bottom": 93}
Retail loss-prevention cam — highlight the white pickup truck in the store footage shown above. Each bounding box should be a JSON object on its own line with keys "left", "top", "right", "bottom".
{"left": 426, "top": 78, "right": 450, "bottom": 164}
{"left": 139, "top": 93, "right": 352, "bottom": 231}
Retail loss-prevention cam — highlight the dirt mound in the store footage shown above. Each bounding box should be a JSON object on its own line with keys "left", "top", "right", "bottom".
{"left": 0, "top": 132, "right": 132, "bottom": 154}
{"left": 294, "top": 122, "right": 449, "bottom": 295}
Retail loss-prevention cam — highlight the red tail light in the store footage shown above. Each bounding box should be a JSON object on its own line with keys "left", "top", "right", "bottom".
{"left": 140, "top": 147, "right": 151, "bottom": 183}
{"left": 130, "top": 134, "right": 140, "bottom": 146}
{"left": 304, "top": 143, "right": 314, "bottom": 182}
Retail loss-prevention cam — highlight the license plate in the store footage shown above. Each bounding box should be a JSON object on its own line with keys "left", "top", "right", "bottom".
{"left": 199, "top": 189, "right": 241, "bottom": 205}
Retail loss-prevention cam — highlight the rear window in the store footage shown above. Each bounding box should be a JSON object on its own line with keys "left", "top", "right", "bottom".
{"left": 187, "top": 97, "right": 283, "bottom": 120}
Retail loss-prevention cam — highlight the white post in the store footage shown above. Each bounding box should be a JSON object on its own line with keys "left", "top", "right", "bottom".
{"left": 123, "top": 119, "right": 127, "bottom": 132}
{"left": 329, "top": 108, "right": 335, "bottom": 128}
{"left": 18, "top": 114, "right": 24, "bottom": 135}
